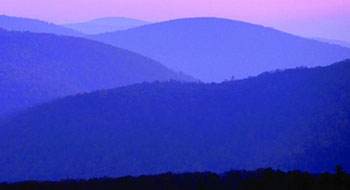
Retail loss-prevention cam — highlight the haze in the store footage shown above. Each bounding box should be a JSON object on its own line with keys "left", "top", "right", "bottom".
{"left": 1, "top": 0, "right": 349, "bottom": 41}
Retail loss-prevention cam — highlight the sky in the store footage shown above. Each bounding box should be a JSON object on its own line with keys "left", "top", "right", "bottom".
{"left": 1, "top": 0, "right": 349, "bottom": 41}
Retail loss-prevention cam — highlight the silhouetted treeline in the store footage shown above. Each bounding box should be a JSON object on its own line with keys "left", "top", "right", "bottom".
{"left": 1, "top": 167, "right": 349, "bottom": 190}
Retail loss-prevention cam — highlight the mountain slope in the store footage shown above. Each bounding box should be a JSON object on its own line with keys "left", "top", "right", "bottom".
{"left": 91, "top": 17, "right": 350, "bottom": 82}
{"left": 64, "top": 17, "right": 150, "bottom": 34}
{"left": 0, "top": 15, "right": 82, "bottom": 36}
{"left": 0, "top": 28, "right": 194, "bottom": 116}
{"left": 1, "top": 60, "right": 349, "bottom": 181}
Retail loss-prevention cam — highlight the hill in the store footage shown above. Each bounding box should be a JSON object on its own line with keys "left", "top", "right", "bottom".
{"left": 0, "top": 15, "right": 82, "bottom": 36}
{"left": 0, "top": 28, "right": 193, "bottom": 116}
{"left": 64, "top": 17, "right": 150, "bottom": 34}
{"left": 91, "top": 17, "right": 350, "bottom": 82}
{"left": 0, "top": 60, "right": 349, "bottom": 181}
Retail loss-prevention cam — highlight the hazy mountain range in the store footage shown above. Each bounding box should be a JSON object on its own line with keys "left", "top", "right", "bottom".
{"left": 0, "top": 28, "right": 193, "bottom": 117}
{"left": 0, "top": 15, "right": 82, "bottom": 36}
{"left": 0, "top": 15, "right": 350, "bottom": 183}
{"left": 1, "top": 60, "right": 349, "bottom": 181}
{"left": 91, "top": 17, "right": 350, "bottom": 82}
{"left": 63, "top": 17, "right": 151, "bottom": 34}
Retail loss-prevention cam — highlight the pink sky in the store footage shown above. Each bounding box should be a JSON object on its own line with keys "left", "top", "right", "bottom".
{"left": 1, "top": 0, "right": 350, "bottom": 41}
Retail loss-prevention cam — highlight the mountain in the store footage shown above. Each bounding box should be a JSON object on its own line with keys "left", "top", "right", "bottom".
{"left": 313, "top": 37, "right": 350, "bottom": 48}
{"left": 63, "top": 17, "right": 150, "bottom": 34}
{"left": 1, "top": 60, "right": 349, "bottom": 181}
{"left": 0, "top": 28, "right": 194, "bottom": 117}
{"left": 0, "top": 15, "right": 82, "bottom": 36}
{"left": 91, "top": 17, "right": 350, "bottom": 82}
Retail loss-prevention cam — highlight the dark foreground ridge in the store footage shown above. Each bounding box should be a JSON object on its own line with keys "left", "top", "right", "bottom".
{"left": 1, "top": 60, "right": 350, "bottom": 181}
{"left": 1, "top": 167, "right": 349, "bottom": 190}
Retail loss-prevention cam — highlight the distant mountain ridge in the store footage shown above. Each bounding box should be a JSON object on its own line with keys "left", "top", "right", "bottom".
{"left": 1, "top": 60, "right": 349, "bottom": 181}
{"left": 64, "top": 17, "right": 150, "bottom": 34}
{"left": 91, "top": 17, "right": 350, "bottom": 82}
{"left": 0, "top": 28, "right": 194, "bottom": 116}
{"left": 313, "top": 37, "right": 350, "bottom": 48}
{"left": 0, "top": 15, "right": 82, "bottom": 36}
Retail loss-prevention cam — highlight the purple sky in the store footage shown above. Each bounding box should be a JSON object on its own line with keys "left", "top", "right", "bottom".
{"left": 1, "top": 0, "right": 350, "bottom": 41}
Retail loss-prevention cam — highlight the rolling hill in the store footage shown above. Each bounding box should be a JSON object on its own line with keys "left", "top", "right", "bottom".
{"left": 1, "top": 60, "right": 349, "bottom": 181}
{"left": 91, "top": 17, "right": 350, "bottom": 82}
{"left": 0, "top": 28, "right": 193, "bottom": 117}
{"left": 64, "top": 17, "right": 150, "bottom": 34}
{"left": 0, "top": 15, "right": 82, "bottom": 36}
